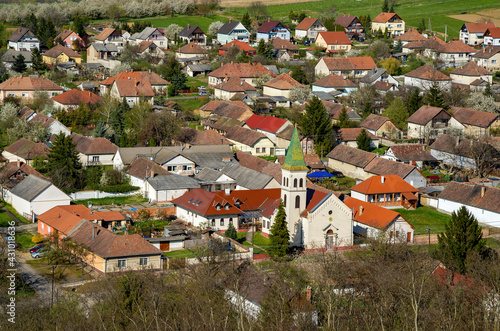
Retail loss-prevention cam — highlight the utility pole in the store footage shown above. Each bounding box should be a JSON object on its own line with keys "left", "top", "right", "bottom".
{"left": 51, "top": 265, "right": 55, "bottom": 306}
{"left": 445, "top": 25, "right": 447, "bottom": 42}
{"left": 426, "top": 227, "right": 431, "bottom": 248}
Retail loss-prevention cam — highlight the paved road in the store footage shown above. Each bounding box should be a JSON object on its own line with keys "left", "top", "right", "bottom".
{"left": 16, "top": 254, "right": 57, "bottom": 305}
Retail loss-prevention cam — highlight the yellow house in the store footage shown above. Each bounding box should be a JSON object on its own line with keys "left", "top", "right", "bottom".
{"left": 42, "top": 44, "right": 81, "bottom": 65}
{"left": 225, "top": 126, "right": 276, "bottom": 156}
{"left": 314, "top": 31, "right": 352, "bottom": 53}
{"left": 371, "top": 12, "right": 405, "bottom": 38}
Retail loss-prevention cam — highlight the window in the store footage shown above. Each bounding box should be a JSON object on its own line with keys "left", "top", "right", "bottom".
{"left": 22, "top": 93, "right": 28, "bottom": 98}
{"left": 139, "top": 257, "right": 148, "bottom": 266}
{"left": 118, "top": 259, "right": 127, "bottom": 268}
{"left": 283, "top": 176, "right": 286, "bottom": 185}
{"left": 293, "top": 178, "right": 297, "bottom": 187}
{"left": 299, "top": 178, "right": 303, "bottom": 187}
{"left": 41, "top": 223, "right": 44, "bottom": 230}
{"left": 48, "top": 227, "right": 51, "bottom": 234}
{"left": 284, "top": 194, "right": 287, "bottom": 207}
{"left": 127, "top": 98, "right": 134, "bottom": 103}
{"left": 167, "top": 166, "right": 178, "bottom": 171}
{"left": 182, "top": 165, "right": 192, "bottom": 170}
{"left": 220, "top": 219, "right": 224, "bottom": 226}
{"left": 262, "top": 147, "right": 266, "bottom": 153}
{"left": 492, "top": 60, "right": 497, "bottom": 64}
{"left": 52, "top": 92, "right": 57, "bottom": 97}
{"left": 229, "top": 218, "right": 233, "bottom": 224}
{"left": 295, "top": 195, "right": 300, "bottom": 208}
{"left": 92, "top": 156, "right": 99, "bottom": 162}
{"left": 8, "top": 93, "right": 15, "bottom": 97}
{"left": 211, "top": 219, "right": 215, "bottom": 226}
{"left": 256, "top": 148, "right": 260, "bottom": 153}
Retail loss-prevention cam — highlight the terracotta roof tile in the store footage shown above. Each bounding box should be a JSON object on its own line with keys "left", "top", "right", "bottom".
{"left": 317, "top": 31, "right": 351, "bottom": 45}
{"left": 178, "top": 42, "right": 208, "bottom": 54}
{"left": 472, "top": 46, "right": 500, "bottom": 59}
{"left": 136, "top": 41, "right": 155, "bottom": 53}
{"left": 450, "top": 106, "right": 498, "bottom": 128}
{"left": 372, "top": 12, "right": 403, "bottom": 23}
{"left": 363, "top": 157, "right": 418, "bottom": 179}
{"left": 296, "top": 17, "right": 322, "bottom": 31}
{"left": 114, "top": 78, "right": 154, "bottom": 97}
{"left": 321, "top": 56, "right": 376, "bottom": 71}
{"left": 464, "top": 22, "right": 496, "bottom": 34}
{"left": 214, "top": 77, "right": 257, "bottom": 92}
{"left": 246, "top": 115, "right": 288, "bottom": 133}
{"left": 52, "top": 89, "right": 101, "bottom": 105}
{"left": 360, "top": 114, "right": 391, "bottom": 131}
{"left": 70, "top": 133, "right": 118, "bottom": 155}
{"left": 484, "top": 27, "right": 500, "bottom": 39}
{"left": 0, "top": 77, "right": 63, "bottom": 91}
{"left": 43, "top": 44, "right": 80, "bottom": 58}
{"left": 326, "top": 144, "right": 376, "bottom": 167}
{"left": 312, "top": 73, "right": 356, "bottom": 88}
{"left": 351, "top": 174, "right": 418, "bottom": 194}
{"left": 8, "top": 27, "right": 36, "bottom": 42}
{"left": 100, "top": 70, "right": 168, "bottom": 86}
{"left": 394, "top": 29, "right": 427, "bottom": 42}
{"left": 337, "top": 128, "right": 377, "bottom": 141}
{"left": 404, "top": 65, "right": 450, "bottom": 81}
{"left": 439, "top": 182, "right": 500, "bottom": 214}
{"left": 188, "top": 129, "right": 232, "bottom": 146}
{"left": 0, "top": 161, "right": 47, "bottom": 182}
{"left": 451, "top": 61, "right": 492, "bottom": 76}
{"left": 435, "top": 40, "right": 476, "bottom": 54}
{"left": 407, "top": 105, "right": 450, "bottom": 125}
{"left": 95, "top": 28, "right": 120, "bottom": 41}
{"left": 334, "top": 15, "right": 359, "bottom": 28}
{"left": 225, "top": 126, "right": 268, "bottom": 146}
{"left": 220, "top": 40, "right": 256, "bottom": 52}
{"left": 345, "top": 197, "right": 403, "bottom": 229}
{"left": 4, "top": 138, "right": 50, "bottom": 160}
{"left": 55, "top": 29, "right": 77, "bottom": 42}
{"left": 126, "top": 157, "right": 171, "bottom": 179}
{"left": 209, "top": 62, "right": 276, "bottom": 79}
{"left": 272, "top": 37, "right": 299, "bottom": 51}
{"left": 234, "top": 150, "right": 282, "bottom": 183}
{"left": 430, "top": 134, "right": 473, "bottom": 157}
{"left": 388, "top": 144, "right": 436, "bottom": 162}
{"left": 263, "top": 73, "right": 303, "bottom": 90}
{"left": 374, "top": 81, "right": 396, "bottom": 91}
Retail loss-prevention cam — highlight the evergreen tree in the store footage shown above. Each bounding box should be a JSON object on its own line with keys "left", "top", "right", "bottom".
{"left": 356, "top": 129, "right": 371, "bottom": 151}
{"left": 393, "top": 39, "right": 403, "bottom": 53}
{"left": 437, "top": 206, "right": 485, "bottom": 274}
{"left": 408, "top": 87, "right": 422, "bottom": 115}
{"left": 241, "top": 12, "right": 251, "bottom": 30}
{"left": 31, "top": 48, "right": 45, "bottom": 72}
{"left": 384, "top": 97, "right": 409, "bottom": 130}
{"left": 484, "top": 82, "right": 493, "bottom": 97}
{"left": 224, "top": 222, "right": 238, "bottom": 240}
{"left": 47, "top": 132, "right": 83, "bottom": 189}
{"left": 264, "top": 42, "right": 275, "bottom": 60}
{"left": 109, "top": 98, "right": 129, "bottom": 145}
{"left": 257, "top": 39, "right": 266, "bottom": 55}
{"left": 93, "top": 120, "right": 108, "bottom": 138}
{"left": 291, "top": 66, "right": 307, "bottom": 84}
{"left": 362, "top": 101, "right": 373, "bottom": 119}
{"left": 382, "top": 0, "right": 389, "bottom": 12}
{"left": 269, "top": 202, "right": 289, "bottom": 259}
{"left": 13, "top": 54, "right": 27, "bottom": 73}
{"left": 337, "top": 106, "right": 351, "bottom": 128}
{"left": 0, "top": 59, "right": 8, "bottom": 82}
{"left": 424, "top": 84, "right": 445, "bottom": 107}
{"left": 301, "top": 96, "right": 334, "bottom": 155}
{"left": 389, "top": 4, "right": 394, "bottom": 13}
{"left": 417, "top": 19, "right": 426, "bottom": 33}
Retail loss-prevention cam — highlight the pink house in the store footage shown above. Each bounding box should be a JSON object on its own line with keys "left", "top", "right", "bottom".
{"left": 55, "top": 29, "right": 84, "bottom": 50}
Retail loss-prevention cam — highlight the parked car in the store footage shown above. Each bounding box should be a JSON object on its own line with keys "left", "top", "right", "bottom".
{"left": 31, "top": 248, "right": 48, "bottom": 259}
{"left": 198, "top": 86, "right": 206, "bottom": 90}
{"left": 199, "top": 91, "right": 210, "bottom": 96}
{"left": 303, "top": 41, "right": 310, "bottom": 46}
{"left": 30, "top": 244, "right": 45, "bottom": 253}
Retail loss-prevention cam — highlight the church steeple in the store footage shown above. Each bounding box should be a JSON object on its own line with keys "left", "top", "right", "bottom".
{"left": 282, "top": 128, "right": 307, "bottom": 171}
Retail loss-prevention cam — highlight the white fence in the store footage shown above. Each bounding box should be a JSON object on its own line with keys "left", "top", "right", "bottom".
{"left": 69, "top": 190, "right": 140, "bottom": 201}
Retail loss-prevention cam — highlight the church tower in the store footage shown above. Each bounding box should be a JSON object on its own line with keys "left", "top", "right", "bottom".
{"left": 280, "top": 128, "right": 307, "bottom": 246}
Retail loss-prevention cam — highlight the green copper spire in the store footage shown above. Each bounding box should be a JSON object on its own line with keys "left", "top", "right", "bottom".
{"left": 282, "top": 128, "right": 307, "bottom": 171}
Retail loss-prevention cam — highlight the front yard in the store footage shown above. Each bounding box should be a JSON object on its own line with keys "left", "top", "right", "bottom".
{"left": 394, "top": 206, "right": 451, "bottom": 235}
{"left": 73, "top": 195, "right": 148, "bottom": 206}
{"left": 27, "top": 259, "right": 93, "bottom": 283}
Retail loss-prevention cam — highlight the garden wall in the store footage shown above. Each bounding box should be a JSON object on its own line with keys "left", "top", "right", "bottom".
{"left": 69, "top": 190, "right": 140, "bottom": 201}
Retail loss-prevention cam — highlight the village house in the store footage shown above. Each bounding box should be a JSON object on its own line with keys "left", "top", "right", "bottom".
{"left": 110, "top": 78, "right": 154, "bottom": 106}
{"left": 42, "top": 44, "right": 81, "bottom": 65}
{"left": 2, "top": 138, "right": 50, "bottom": 166}
{"left": 234, "top": 150, "right": 283, "bottom": 184}
{"left": 100, "top": 70, "right": 168, "bottom": 94}
{"left": 225, "top": 126, "right": 275, "bottom": 156}
{"left": 471, "top": 46, "right": 500, "bottom": 72}
{"left": 371, "top": 12, "right": 405, "bottom": 38}
{"left": 363, "top": 157, "right": 427, "bottom": 188}
{"left": 360, "top": 114, "right": 401, "bottom": 139}
{"left": 382, "top": 144, "right": 437, "bottom": 169}
{"left": 459, "top": 22, "right": 496, "bottom": 46}
{"left": 359, "top": 67, "right": 399, "bottom": 88}
{"left": 181, "top": 129, "right": 232, "bottom": 147}
{"left": 221, "top": 163, "right": 280, "bottom": 190}
{"left": 404, "top": 65, "right": 452, "bottom": 90}
{"left": 483, "top": 27, "right": 500, "bottom": 47}
{"left": 52, "top": 89, "right": 102, "bottom": 111}
{"left": 345, "top": 197, "right": 414, "bottom": 243}
{"left": 146, "top": 174, "right": 201, "bottom": 203}
{"left": 449, "top": 106, "right": 500, "bottom": 137}
{"left": 213, "top": 77, "right": 259, "bottom": 100}
{"left": 186, "top": 64, "right": 213, "bottom": 77}
{"left": 55, "top": 29, "right": 84, "bottom": 50}
{"left": 10, "top": 175, "right": 71, "bottom": 221}
{"left": 450, "top": 61, "right": 493, "bottom": 88}
{"left": 70, "top": 133, "right": 118, "bottom": 167}
{"left": 1, "top": 50, "right": 33, "bottom": 70}
{"left": 295, "top": 17, "right": 327, "bottom": 43}
{"left": 257, "top": 19, "right": 290, "bottom": 41}
{"left": 350, "top": 175, "right": 419, "bottom": 209}
{"left": 263, "top": 73, "right": 303, "bottom": 99}
{"left": 402, "top": 36, "right": 446, "bottom": 55}
{"left": 244, "top": 114, "right": 292, "bottom": 146}
{"left": 27, "top": 113, "right": 71, "bottom": 137}
{"left": 311, "top": 73, "right": 357, "bottom": 96}
{"left": 433, "top": 40, "right": 476, "bottom": 67}
{"left": 429, "top": 134, "right": 477, "bottom": 170}
{"left": 136, "top": 41, "right": 164, "bottom": 58}
{"left": 336, "top": 128, "right": 380, "bottom": 149}
{"left": 86, "top": 43, "right": 119, "bottom": 68}
{"left": 219, "top": 40, "right": 256, "bottom": 57}
{"left": 0, "top": 76, "right": 63, "bottom": 104}
{"left": 314, "top": 31, "right": 352, "bottom": 53}
{"left": 94, "top": 28, "right": 123, "bottom": 48}
{"left": 128, "top": 27, "right": 167, "bottom": 48}
{"left": 7, "top": 27, "right": 40, "bottom": 51}
{"left": 407, "top": 105, "right": 460, "bottom": 141}
{"left": 334, "top": 15, "right": 365, "bottom": 41}
{"left": 327, "top": 144, "right": 376, "bottom": 179}
{"left": 208, "top": 62, "right": 276, "bottom": 86}
{"left": 176, "top": 42, "right": 209, "bottom": 59}
{"left": 179, "top": 24, "right": 207, "bottom": 45}
{"left": 437, "top": 182, "right": 500, "bottom": 227}
{"left": 217, "top": 20, "right": 250, "bottom": 44}
{"left": 272, "top": 38, "right": 299, "bottom": 60}
{"left": 393, "top": 29, "right": 427, "bottom": 46}
{"left": 315, "top": 56, "right": 377, "bottom": 78}
{"left": 0, "top": 162, "right": 47, "bottom": 197}
{"left": 194, "top": 167, "right": 237, "bottom": 192}
{"left": 198, "top": 100, "right": 254, "bottom": 121}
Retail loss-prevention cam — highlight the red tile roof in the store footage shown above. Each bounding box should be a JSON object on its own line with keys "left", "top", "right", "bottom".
{"left": 272, "top": 37, "right": 299, "bottom": 51}
{"left": 70, "top": 133, "right": 118, "bottom": 155}
{"left": 374, "top": 81, "right": 396, "bottom": 91}
{"left": 450, "top": 61, "right": 492, "bottom": 77}
{"left": 178, "top": 42, "right": 208, "bottom": 54}
{"left": 136, "top": 41, "right": 155, "bottom": 53}
{"left": 360, "top": 114, "right": 391, "bottom": 131}
{"left": 404, "top": 65, "right": 450, "bottom": 81}
{"left": 321, "top": 56, "right": 377, "bottom": 71}
{"left": 435, "top": 40, "right": 476, "bottom": 54}
{"left": 394, "top": 29, "right": 427, "bottom": 42}
{"left": 0, "top": 77, "right": 63, "bottom": 91}
{"left": 95, "top": 28, "right": 120, "bottom": 41}
{"left": 188, "top": 129, "right": 232, "bottom": 146}
{"left": 344, "top": 197, "right": 405, "bottom": 229}
{"left": 4, "top": 138, "right": 50, "bottom": 160}
{"left": 220, "top": 40, "right": 256, "bottom": 53}
{"left": 225, "top": 126, "right": 268, "bottom": 146}
{"left": 263, "top": 73, "right": 303, "bottom": 90}
{"left": 114, "top": 78, "right": 154, "bottom": 97}
{"left": 464, "top": 22, "right": 496, "bottom": 34}
{"left": 449, "top": 106, "right": 498, "bottom": 128}
{"left": 43, "top": 44, "right": 80, "bottom": 58}
{"left": 372, "top": 12, "right": 403, "bottom": 23}
{"left": 317, "top": 31, "right": 351, "bottom": 45}
{"left": 245, "top": 114, "right": 265, "bottom": 129}
{"left": 484, "top": 27, "right": 500, "bottom": 39}
{"left": 127, "top": 157, "right": 171, "bottom": 179}
{"left": 251, "top": 115, "right": 288, "bottom": 134}
{"left": 337, "top": 128, "right": 378, "bottom": 142}
{"left": 235, "top": 150, "right": 282, "bottom": 184}
{"left": 214, "top": 77, "right": 257, "bottom": 92}
{"left": 326, "top": 144, "right": 376, "bottom": 168}
{"left": 407, "top": 105, "right": 450, "bottom": 125}
{"left": 209, "top": 62, "right": 276, "bottom": 79}
{"left": 172, "top": 188, "right": 242, "bottom": 216}
{"left": 312, "top": 73, "right": 356, "bottom": 88}
{"left": 471, "top": 46, "right": 500, "bottom": 59}
{"left": 351, "top": 175, "right": 418, "bottom": 194}
{"left": 100, "top": 70, "right": 168, "bottom": 86}
{"left": 363, "top": 157, "right": 419, "bottom": 179}
{"left": 52, "top": 89, "right": 102, "bottom": 105}
{"left": 0, "top": 161, "right": 47, "bottom": 181}
{"left": 334, "top": 15, "right": 359, "bottom": 28}
{"left": 296, "top": 17, "right": 322, "bottom": 31}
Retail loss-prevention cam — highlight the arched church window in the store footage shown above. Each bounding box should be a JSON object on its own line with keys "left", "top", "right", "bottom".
{"left": 299, "top": 178, "right": 303, "bottom": 187}
{"left": 295, "top": 195, "right": 300, "bottom": 208}
{"left": 284, "top": 194, "right": 287, "bottom": 207}
{"left": 294, "top": 178, "right": 297, "bottom": 187}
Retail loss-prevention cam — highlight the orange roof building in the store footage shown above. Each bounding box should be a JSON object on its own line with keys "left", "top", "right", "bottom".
{"left": 219, "top": 40, "right": 256, "bottom": 56}
{"left": 404, "top": 65, "right": 451, "bottom": 90}
{"left": 263, "top": 73, "right": 303, "bottom": 99}
{"left": 371, "top": 12, "right": 405, "bottom": 38}
{"left": 0, "top": 77, "right": 63, "bottom": 104}
{"left": 52, "top": 89, "right": 102, "bottom": 110}
{"left": 208, "top": 62, "right": 276, "bottom": 86}
{"left": 351, "top": 175, "right": 419, "bottom": 209}
{"left": 460, "top": 22, "right": 496, "bottom": 46}
{"left": 295, "top": 17, "right": 327, "bottom": 42}
{"left": 314, "top": 31, "right": 352, "bottom": 53}
{"left": 315, "top": 56, "right": 377, "bottom": 78}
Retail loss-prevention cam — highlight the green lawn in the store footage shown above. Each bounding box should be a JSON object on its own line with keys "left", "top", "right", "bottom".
{"left": 1, "top": 201, "right": 30, "bottom": 224}
{"left": 129, "top": 14, "right": 229, "bottom": 33}
{"left": 0, "top": 210, "right": 14, "bottom": 227}
{"left": 336, "top": 176, "right": 357, "bottom": 188}
{"left": 394, "top": 206, "right": 451, "bottom": 235}
{"left": 485, "top": 238, "right": 500, "bottom": 250}
{"left": 372, "top": 145, "right": 388, "bottom": 155}
{"left": 27, "top": 259, "right": 93, "bottom": 282}
{"left": 174, "top": 97, "right": 210, "bottom": 112}
{"left": 73, "top": 195, "right": 148, "bottom": 206}
{"left": 163, "top": 249, "right": 196, "bottom": 258}
{"left": 15, "top": 232, "right": 34, "bottom": 250}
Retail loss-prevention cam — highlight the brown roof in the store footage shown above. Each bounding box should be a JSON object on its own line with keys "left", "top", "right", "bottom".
{"left": 302, "top": 100, "right": 357, "bottom": 120}
{"left": 0, "top": 161, "right": 47, "bottom": 183}
{"left": 464, "top": 22, "right": 496, "bottom": 34}
{"left": 334, "top": 15, "right": 359, "bottom": 28}
{"left": 429, "top": 134, "right": 472, "bottom": 157}
{"left": 4, "top": 138, "right": 50, "bottom": 160}
{"left": 450, "top": 106, "right": 498, "bottom": 128}
{"left": 272, "top": 37, "right": 299, "bottom": 51}
{"left": 312, "top": 73, "right": 356, "bottom": 88}
{"left": 136, "top": 41, "right": 155, "bottom": 53}
{"left": 360, "top": 114, "right": 391, "bottom": 131}
{"left": 451, "top": 61, "right": 492, "bottom": 77}
{"left": 209, "top": 62, "right": 276, "bottom": 79}
{"left": 19, "top": 106, "right": 34, "bottom": 120}
{"left": 225, "top": 126, "right": 268, "bottom": 146}
{"left": 214, "top": 77, "right": 257, "bottom": 92}
{"left": 95, "top": 28, "right": 120, "bottom": 41}
{"left": 472, "top": 46, "right": 500, "bottom": 59}
{"left": 69, "top": 220, "right": 161, "bottom": 258}
{"left": 188, "top": 129, "right": 232, "bottom": 146}
{"left": 484, "top": 27, "right": 500, "bottom": 39}
{"left": 263, "top": 73, "right": 303, "bottom": 90}
{"left": 321, "top": 56, "right": 377, "bottom": 71}
{"left": 28, "top": 113, "right": 54, "bottom": 128}
{"left": 0, "top": 77, "right": 63, "bottom": 91}
{"left": 296, "top": 17, "right": 322, "bottom": 31}
{"left": 276, "top": 124, "right": 294, "bottom": 140}
{"left": 257, "top": 19, "right": 288, "bottom": 34}
{"left": 326, "top": 144, "right": 376, "bottom": 168}
{"left": 52, "top": 89, "right": 102, "bottom": 105}
{"left": 407, "top": 105, "right": 450, "bottom": 125}
{"left": 435, "top": 40, "right": 476, "bottom": 54}
{"left": 178, "top": 42, "right": 208, "bottom": 54}
{"left": 55, "top": 29, "right": 77, "bottom": 42}
{"left": 337, "top": 128, "right": 378, "bottom": 142}
{"left": 8, "top": 27, "right": 36, "bottom": 42}
{"left": 220, "top": 40, "right": 256, "bottom": 53}
{"left": 208, "top": 117, "right": 244, "bottom": 132}
{"left": 234, "top": 150, "right": 282, "bottom": 183}
{"left": 200, "top": 100, "right": 253, "bottom": 113}
{"left": 43, "top": 44, "right": 80, "bottom": 59}
{"left": 388, "top": 144, "right": 436, "bottom": 162}
{"left": 439, "top": 182, "right": 500, "bottom": 214}
{"left": 404, "top": 65, "right": 450, "bottom": 81}
{"left": 200, "top": 101, "right": 254, "bottom": 122}
{"left": 100, "top": 70, "right": 168, "bottom": 86}
{"left": 372, "top": 12, "right": 403, "bottom": 23}
{"left": 114, "top": 79, "right": 154, "bottom": 97}
{"left": 374, "top": 81, "right": 396, "bottom": 91}
{"left": 317, "top": 31, "right": 351, "bottom": 45}
{"left": 394, "top": 29, "right": 427, "bottom": 42}
{"left": 70, "top": 133, "right": 118, "bottom": 155}
{"left": 127, "top": 157, "right": 171, "bottom": 179}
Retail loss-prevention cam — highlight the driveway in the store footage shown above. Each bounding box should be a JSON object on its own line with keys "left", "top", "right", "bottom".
{"left": 16, "top": 252, "right": 56, "bottom": 305}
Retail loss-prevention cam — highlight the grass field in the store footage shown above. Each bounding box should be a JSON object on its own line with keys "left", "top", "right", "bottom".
{"left": 73, "top": 195, "right": 148, "bottom": 206}
{"left": 27, "top": 259, "right": 93, "bottom": 282}
{"left": 394, "top": 206, "right": 451, "bottom": 235}
{"left": 15, "top": 232, "right": 34, "bottom": 250}
{"left": 174, "top": 97, "right": 210, "bottom": 112}
{"left": 163, "top": 249, "right": 196, "bottom": 258}
{"left": 0, "top": 210, "right": 14, "bottom": 227}
{"left": 128, "top": 14, "right": 229, "bottom": 33}
{"left": 1, "top": 201, "right": 30, "bottom": 224}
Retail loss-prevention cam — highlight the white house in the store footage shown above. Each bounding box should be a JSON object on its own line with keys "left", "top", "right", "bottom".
{"left": 459, "top": 22, "right": 496, "bottom": 46}
{"left": 256, "top": 19, "right": 290, "bottom": 41}
{"left": 295, "top": 17, "right": 326, "bottom": 42}
{"left": 430, "top": 134, "right": 476, "bottom": 171}
{"left": 404, "top": 65, "right": 452, "bottom": 90}
{"left": 146, "top": 175, "right": 200, "bottom": 203}
{"left": 7, "top": 27, "right": 40, "bottom": 51}
{"left": 217, "top": 20, "right": 250, "bottom": 45}
{"left": 483, "top": 27, "right": 500, "bottom": 47}
{"left": 10, "top": 176, "right": 71, "bottom": 221}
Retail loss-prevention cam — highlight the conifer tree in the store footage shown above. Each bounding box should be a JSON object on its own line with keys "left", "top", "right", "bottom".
{"left": 437, "top": 206, "right": 485, "bottom": 274}
{"left": 417, "top": 19, "right": 426, "bottom": 33}
{"left": 484, "top": 82, "right": 493, "bottom": 97}
{"left": 47, "top": 132, "right": 83, "bottom": 189}
{"left": 241, "top": 12, "right": 251, "bottom": 30}
{"left": 362, "top": 101, "right": 373, "bottom": 119}
{"left": 31, "top": 48, "right": 45, "bottom": 72}
{"left": 356, "top": 129, "right": 371, "bottom": 151}
{"left": 269, "top": 202, "right": 289, "bottom": 259}
{"left": 382, "top": 0, "right": 389, "bottom": 12}
{"left": 389, "top": 4, "right": 394, "bottom": 13}
{"left": 301, "top": 96, "right": 334, "bottom": 155}
{"left": 384, "top": 97, "right": 409, "bottom": 130}
{"left": 408, "top": 87, "right": 422, "bottom": 115}
{"left": 424, "top": 84, "right": 445, "bottom": 108}
{"left": 225, "top": 222, "right": 238, "bottom": 240}
{"left": 337, "top": 106, "right": 351, "bottom": 128}
{"left": 13, "top": 54, "right": 27, "bottom": 73}
{"left": 393, "top": 39, "right": 403, "bottom": 53}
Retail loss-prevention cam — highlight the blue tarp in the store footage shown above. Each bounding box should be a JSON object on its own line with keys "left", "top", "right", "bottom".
{"left": 307, "top": 171, "right": 335, "bottom": 178}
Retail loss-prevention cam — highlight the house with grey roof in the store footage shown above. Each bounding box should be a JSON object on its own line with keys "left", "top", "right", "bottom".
{"left": 8, "top": 27, "right": 40, "bottom": 51}
{"left": 128, "top": 27, "right": 167, "bottom": 48}
{"left": 194, "top": 167, "right": 237, "bottom": 192}
{"left": 217, "top": 20, "right": 250, "bottom": 45}
{"left": 10, "top": 176, "right": 71, "bottom": 221}
{"left": 221, "top": 163, "right": 280, "bottom": 190}
{"left": 146, "top": 174, "right": 200, "bottom": 203}
{"left": 186, "top": 64, "right": 213, "bottom": 77}
{"left": 2, "top": 50, "right": 33, "bottom": 70}
{"left": 178, "top": 24, "right": 206, "bottom": 45}
{"left": 359, "top": 68, "right": 398, "bottom": 87}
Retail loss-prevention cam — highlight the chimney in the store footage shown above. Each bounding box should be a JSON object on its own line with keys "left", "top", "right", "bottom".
{"left": 306, "top": 286, "right": 312, "bottom": 302}
{"left": 225, "top": 188, "right": 230, "bottom": 195}
{"left": 150, "top": 168, "right": 156, "bottom": 177}
{"left": 359, "top": 205, "right": 363, "bottom": 215}
{"left": 381, "top": 176, "right": 385, "bottom": 184}
{"left": 481, "top": 185, "right": 486, "bottom": 198}
{"left": 17, "top": 161, "right": 21, "bottom": 168}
